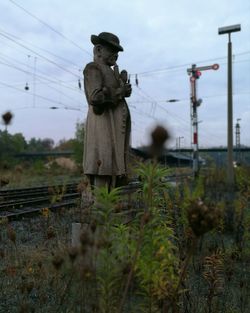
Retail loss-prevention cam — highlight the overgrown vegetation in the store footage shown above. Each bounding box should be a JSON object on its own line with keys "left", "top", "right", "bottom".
{"left": 0, "top": 120, "right": 84, "bottom": 170}
{"left": 0, "top": 162, "right": 250, "bottom": 312}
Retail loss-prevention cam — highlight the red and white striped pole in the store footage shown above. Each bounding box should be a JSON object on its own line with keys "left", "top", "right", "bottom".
{"left": 190, "top": 64, "right": 199, "bottom": 177}
{"left": 187, "top": 63, "right": 219, "bottom": 177}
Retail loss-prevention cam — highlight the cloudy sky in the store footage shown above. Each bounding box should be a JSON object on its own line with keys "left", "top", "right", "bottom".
{"left": 0, "top": 0, "right": 249, "bottom": 148}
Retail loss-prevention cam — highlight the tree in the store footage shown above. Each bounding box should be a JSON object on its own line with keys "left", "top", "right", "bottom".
{"left": 12, "top": 133, "right": 27, "bottom": 152}
{"left": 40, "top": 138, "right": 54, "bottom": 150}
{"left": 0, "top": 130, "right": 27, "bottom": 167}
{"left": 73, "top": 121, "right": 84, "bottom": 165}
{"left": 56, "top": 138, "right": 75, "bottom": 151}
{"left": 27, "top": 137, "right": 54, "bottom": 152}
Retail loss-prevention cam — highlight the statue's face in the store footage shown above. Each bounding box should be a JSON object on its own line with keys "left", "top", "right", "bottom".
{"left": 100, "top": 45, "right": 119, "bottom": 66}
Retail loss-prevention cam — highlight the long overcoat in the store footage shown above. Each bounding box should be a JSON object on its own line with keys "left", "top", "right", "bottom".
{"left": 83, "top": 62, "right": 131, "bottom": 176}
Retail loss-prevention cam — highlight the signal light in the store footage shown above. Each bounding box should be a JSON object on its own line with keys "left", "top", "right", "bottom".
{"left": 212, "top": 63, "right": 219, "bottom": 70}
{"left": 194, "top": 71, "right": 202, "bottom": 79}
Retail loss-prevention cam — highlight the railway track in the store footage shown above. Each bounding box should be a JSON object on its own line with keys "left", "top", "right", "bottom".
{"left": 0, "top": 182, "right": 80, "bottom": 219}
{"left": 0, "top": 173, "right": 191, "bottom": 220}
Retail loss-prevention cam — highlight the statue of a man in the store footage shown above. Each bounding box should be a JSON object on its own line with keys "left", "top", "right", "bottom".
{"left": 83, "top": 32, "right": 132, "bottom": 190}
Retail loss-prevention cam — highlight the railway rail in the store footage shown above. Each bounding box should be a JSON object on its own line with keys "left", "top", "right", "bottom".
{"left": 0, "top": 182, "right": 80, "bottom": 219}
{"left": 0, "top": 173, "right": 192, "bottom": 220}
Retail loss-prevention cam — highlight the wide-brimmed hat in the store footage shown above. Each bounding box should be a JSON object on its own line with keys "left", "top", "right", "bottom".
{"left": 91, "top": 32, "right": 123, "bottom": 52}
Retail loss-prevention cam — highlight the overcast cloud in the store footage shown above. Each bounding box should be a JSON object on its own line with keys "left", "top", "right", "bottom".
{"left": 0, "top": 0, "right": 249, "bottom": 148}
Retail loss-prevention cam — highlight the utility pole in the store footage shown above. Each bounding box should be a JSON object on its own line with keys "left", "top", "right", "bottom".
{"left": 187, "top": 63, "right": 219, "bottom": 177}
{"left": 218, "top": 24, "right": 241, "bottom": 187}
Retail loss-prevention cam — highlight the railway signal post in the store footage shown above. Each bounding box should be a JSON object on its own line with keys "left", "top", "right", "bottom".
{"left": 187, "top": 63, "right": 219, "bottom": 177}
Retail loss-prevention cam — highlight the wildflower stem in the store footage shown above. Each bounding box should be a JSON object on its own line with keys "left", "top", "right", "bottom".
{"left": 118, "top": 216, "right": 146, "bottom": 313}
{"left": 171, "top": 236, "right": 197, "bottom": 310}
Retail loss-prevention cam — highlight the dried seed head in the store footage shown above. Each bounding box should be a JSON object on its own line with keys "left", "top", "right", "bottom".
{"left": 80, "top": 246, "right": 87, "bottom": 255}
{"left": 7, "top": 226, "right": 16, "bottom": 244}
{"left": 114, "top": 203, "right": 123, "bottom": 213}
{"left": 90, "top": 220, "right": 97, "bottom": 233}
{"left": 52, "top": 255, "right": 64, "bottom": 270}
{"left": 122, "top": 263, "right": 132, "bottom": 275}
{"left": 231, "top": 251, "right": 240, "bottom": 261}
{"left": 47, "top": 187, "right": 54, "bottom": 194}
{"left": 81, "top": 264, "right": 94, "bottom": 279}
{"left": 187, "top": 199, "right": 220, "bottom": 236}
{"left": 80, "top": 230, "right": 93, "bottom": 246}
{"left": 2, "top": 111, "right": 13, "bottom": 126}
{"left": 15, "top": 165, "right": 23, "bottom": 174}
{"left": 226, "top": 269, "right": 233, "bottom": 281}
{"left": 68, "top": 246, "right": 78, "bottom": 262}
{"left": 0, "top": 249, "right": 4, "bottom": 259}
{"left": 19, "top": 302, "right": 29, "bottom": 313}
{"left": 77, "top": 180, "right": 89, "bottom": 193}
{"left": 142, "top": 211, "right": 151, "bottom": 225}
{"left": 149, "top": 125, "right": 170, "bottom": 157}
{"left": 91, "top": 303, "right": 99, "bottom": 312}
{"left": 151, "top": 125, "right": 169, "bottom": 146}
{"left": 26, "top": 281, "right": 34, "bottom": 293}
{"left": 96, "top": 238, "right": 111, "bottom": 249}
{"left": 96, "top": 238, "right": 105, "bottom": 249}
{"left": 19, "top": 282, "right": 26, "bottom": 294}
{"left": 37, "top": 261, "right": 42, "bottom": 269}
{"left": 0, "top": 178, "right": 9, "bottom": 188}
{"left": 0, "top": 216, "right": 8, "bottom": 225}
{"left": 46, "top": 226, "right": 55, "bottom": 239}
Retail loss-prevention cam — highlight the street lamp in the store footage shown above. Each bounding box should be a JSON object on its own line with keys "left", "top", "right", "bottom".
{"left": 218, "top": 24, "right": 241, "bottom": 187}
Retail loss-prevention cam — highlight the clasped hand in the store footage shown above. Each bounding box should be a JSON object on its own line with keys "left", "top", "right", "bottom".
{"left": 123, "top": 83, "right": 132, "bottom": 97}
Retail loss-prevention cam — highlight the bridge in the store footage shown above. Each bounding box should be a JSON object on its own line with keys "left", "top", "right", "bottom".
{"left": 15, "top": 147, "right": 250, "bottom": 158}
{"left": 14, "top": 146, "right": 250, "bottom": 167}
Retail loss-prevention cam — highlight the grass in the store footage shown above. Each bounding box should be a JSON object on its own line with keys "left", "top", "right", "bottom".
{"left": 0, "top": 160, "right": 80, "bottom": 188}
{"left": 0, "top": 162, "right": 250, "bottom": 312}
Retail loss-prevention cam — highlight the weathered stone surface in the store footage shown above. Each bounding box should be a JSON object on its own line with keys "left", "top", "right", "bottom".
{"left": 83, "top": 32, "right": 132, "bottom": 189}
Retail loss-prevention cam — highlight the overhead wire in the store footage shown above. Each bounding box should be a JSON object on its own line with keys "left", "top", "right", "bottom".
{"left": 2, "top": 3, "right": 249, "bottom": 146}
{"left": 129, "top": 90, "right": 250, "bottom": 105}
{"left": 0, "top": 80, "right": 84, "bottom": 110}
{"left": 4, "top": 2, "right": 250, "bottom": 83}
{"left": 0, "top": 62, "right": 83, "bottom": 110}
{"left": 133, "top": 85, "right": 224, "bottom": 146}
{"left": 0, "top": 54, "right": 83, "bottom": 94}
{"left": 0, "top": 31, "right": 80, "bottom": 78}
{"left": 131, "top": 87, "right": 192, "bottom": 140}
{"left": 0, "top": 28, "right": 82, "bottom": 69}
{"left": 130, "top": 50, "right": 250, "bottom": 77}
{"left": 0, "top": 25, "right": 247, "bottom": 100}
{"left": 8, "top": 0, "right": 91, "bottom": 56}
{"left": 0, "top": 48, "right": 245, "bottom": 147}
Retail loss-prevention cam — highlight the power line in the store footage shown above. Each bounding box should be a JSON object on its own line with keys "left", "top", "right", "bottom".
{"left": 0, "top": 55, "right": 83, "bottom": 94}
{"left": 3, "top": 2, "right": 250, "bottom": 81}
{"left": 0, "top": 31, "right": 80, "bottom": 78}
{"left": 11, "top": 105, "right": 85, "bottom": 113}
{"left": 0, "top": 80, "right": 84, "bottom": 110}
{"left": 0, "top": 52, "right": 80, "bottom": 90}
{"left": 132, "top": 86, "right": 225, "bottom": 146}
{"left": 8, "top": 0, "right": 91, "bottom": 56}
{"left": 0, "top": 28, "right": 82, "bottom": 69}
{"left": 129, "top": 90, "right": 250, "bottom": 105}
{"left": 130, "top": 51, "right": 250, "bottom": 77}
